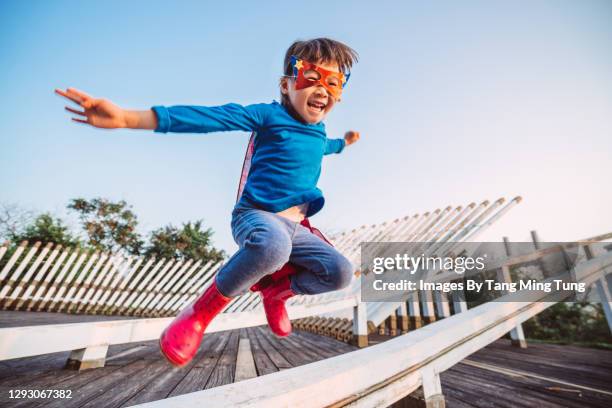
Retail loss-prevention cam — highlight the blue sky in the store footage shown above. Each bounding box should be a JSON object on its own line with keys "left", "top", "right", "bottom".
{"left": 1, "top": 0, "right": 611, "bottom": 252}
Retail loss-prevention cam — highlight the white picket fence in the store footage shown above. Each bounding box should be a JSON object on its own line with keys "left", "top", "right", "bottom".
{"left": 0, "top": 197, "right": 522, "bottom": 317}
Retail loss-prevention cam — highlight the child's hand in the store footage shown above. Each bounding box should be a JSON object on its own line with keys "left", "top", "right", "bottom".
{"left": 344, "top": 130, "right": 360, "bottom": 146}
{"left": 55, "top": 88, "right": 131, "bottom": 129}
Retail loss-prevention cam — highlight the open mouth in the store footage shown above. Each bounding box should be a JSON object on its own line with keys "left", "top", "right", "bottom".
{"left": 307, "top": 100, "right": 327, "bottom": 113}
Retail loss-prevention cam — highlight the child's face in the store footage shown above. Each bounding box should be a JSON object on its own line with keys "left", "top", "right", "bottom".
{"left": 281, "top": 60, "right": 342, "bottom": 124}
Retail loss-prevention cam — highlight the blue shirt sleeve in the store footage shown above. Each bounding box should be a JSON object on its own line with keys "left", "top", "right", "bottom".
{"left": 151, "top": 103, "right": 270, "bottom": 134}
{"left": 324, "top": 138, "right": 346, "bottom": 155}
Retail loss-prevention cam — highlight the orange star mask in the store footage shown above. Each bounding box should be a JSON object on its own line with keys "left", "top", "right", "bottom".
{"left": 291, "top": 55, "right": 350, "bottom": 100}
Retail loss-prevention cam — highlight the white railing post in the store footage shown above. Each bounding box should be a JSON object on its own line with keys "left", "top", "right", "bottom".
{"left": 433, "top": 291, "right": 450, "bottom": 318}
{"left": 420, "top": 290, "right": 436, "bottom": 324}
{"left": 501, "top": 237, "right": 527, "bottom": 348}
{"left": 451, "top": 288, "right": 468, "bottom": 314}
{"left": 352, "top": 298, "right": 368, "bottom": 347}
{"left": 586, "top": 244, "right": 612, "bottom": 333}
{"left": 496, "top": 264, "right": 527, "bottom": 348}
{"left": 421, "top": 366, "right": 446, "bottom": 408}
{"left": 397, "top": 303, "right": 409, "bottom": 334}
{"left": 65, "top": 344, "right": 109, "bottom": 370}
{"left": 408, "top": 292, "right": 422, "bottom": 329}
{"left": 595, "top": 277, "right": 612, "bottom": 334}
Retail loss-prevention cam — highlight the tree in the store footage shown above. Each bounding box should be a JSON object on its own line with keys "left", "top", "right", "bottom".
{"left": 522, "top": 302, "right": 612, "bottom": 346}
{"left": 0, "top": 202, "right": 34, "bottom": 242}
{"left": 10, "top": 213, "right": 81, "bottom": 247}
{"left": 144, "top": 220, "right": 225, "bottom": 264}
{"left": 68, "top": 198, "right": 143, "bottom": 255}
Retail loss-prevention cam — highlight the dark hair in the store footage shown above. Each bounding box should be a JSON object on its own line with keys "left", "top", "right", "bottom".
{"left": 281, "top": 38, "right": 358, "bottom": 105}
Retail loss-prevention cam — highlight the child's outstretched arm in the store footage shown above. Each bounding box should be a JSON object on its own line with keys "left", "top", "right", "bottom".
{"left": 324, "top": 130, "right": 359, "bottom": 155}
{"left": 55, "top": 88, "right": 157, "bottom": 130}
{"left": 55, "top": 88, "right": 266, "bottom": 134}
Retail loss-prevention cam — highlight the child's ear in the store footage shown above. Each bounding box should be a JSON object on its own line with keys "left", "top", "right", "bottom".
{"left": 280, "top": 77, "right": 289, "bottom": 95}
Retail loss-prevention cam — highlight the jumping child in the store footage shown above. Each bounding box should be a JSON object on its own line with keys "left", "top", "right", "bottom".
{"left": 56, "top": 37, "right": 360, "bottom": 366}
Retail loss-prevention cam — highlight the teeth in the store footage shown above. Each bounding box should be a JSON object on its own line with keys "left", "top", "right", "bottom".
{"left": 309, "top": 101, "right": 325, "bottom": 110}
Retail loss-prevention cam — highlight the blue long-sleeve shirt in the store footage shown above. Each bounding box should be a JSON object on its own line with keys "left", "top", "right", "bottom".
{"left": 152, "top": 101, "right": 345, "bottom": 217}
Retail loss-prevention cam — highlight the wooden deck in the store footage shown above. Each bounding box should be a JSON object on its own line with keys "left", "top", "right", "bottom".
{"left": 372, "top": 334, "right": 612, "bottom": 408}
{"left": 441, "top": 341, "right": 612, "bottom": 408}
{"left": 1, "top": 312, "right": 611, "bottom": 407}
{"left": 0, "top": 312, "right": 357, "bottom": 408}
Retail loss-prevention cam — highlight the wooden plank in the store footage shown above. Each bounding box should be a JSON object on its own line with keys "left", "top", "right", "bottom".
{"left": 164, "top": 334, "right": 226, "bottom": 397}
{"left": 120, "top": 361, "right": 193, "bottom": 406}
{"left": 470, "top": 342, "right": 612, "bottom": 380}
{"left": 293, "top": 329, "right": 354, "bottom": 354}
{"left": 257, "top": 326, "right": 311, "bottom": 367}
{"left": 0, "top": 350, "right": 73, "bottom": 383}
{"left": 441, "top": 370, "right": 538, "bottom": 408}
{"left": 245, "top": 326, "right": 278, "bottom": 376}
{"left": 234, "top": 338, "right": 258, "bottom": 382}
{"left": 462, "top": 358, "right": 612, "bottom": 397}
{"left": 282, "top": 332, "right": 337, "bottom": 360}
{"left": 16, "top": 364, "right": 125, "bottom": 407}
{"left": 44, "top": 359, "right": 150, "bottom": 408}
{"left": 467, "top": 349, "right": 612, "bottom": 391}
{"left": 448, "top": 361, "right": 612, "bottom": 408}
{"left": 251, "top": 326, "right": 292, "bottom": 370}
{"left": 80, "top": 360, "right": 169, "bottom": 408}
{"left": 204, "top": 330, "right": 240, "bottom": 389}
{"left": 104, "top": 343, "right": 157, "bottom": 367}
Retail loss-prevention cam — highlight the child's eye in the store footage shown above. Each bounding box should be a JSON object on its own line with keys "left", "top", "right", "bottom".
{"left": 303, "top": 69, "right": 321, "bottom": 81}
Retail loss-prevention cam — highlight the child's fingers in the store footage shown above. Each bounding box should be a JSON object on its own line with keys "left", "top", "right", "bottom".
{"left": 55, "top": 87, "right": 92, "bottom": 107}
{"left": 71, "top": 117, "right": 89, "bottom": 124}
{"left": 66, "top": 87, "right": 92, "bottom": 101}
{"left": 65, "top": 106, "right": 87, "bottom": 117}
{"left": 55, "top": 88, "right": 85, "bottom": 106}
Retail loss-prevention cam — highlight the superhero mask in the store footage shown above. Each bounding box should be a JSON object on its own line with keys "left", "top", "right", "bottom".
{"left": 291, "top": 55, "right": 350, "bottom": 100}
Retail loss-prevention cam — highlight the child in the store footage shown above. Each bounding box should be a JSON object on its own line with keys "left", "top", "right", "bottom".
{"left": 56, "top": 37, "right": 360, "bottom": 367}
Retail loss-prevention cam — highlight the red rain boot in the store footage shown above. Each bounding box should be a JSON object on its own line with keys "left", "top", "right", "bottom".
{"left": 260, "top": 276, "right": 296, "bottom": 337}
{"left": 159, "top": 280, "right": 231, "bottom": 366}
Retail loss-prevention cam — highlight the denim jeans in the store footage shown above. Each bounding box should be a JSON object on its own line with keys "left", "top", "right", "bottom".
{"left": 214, "top": 202, "right": 354, "bottom": 298}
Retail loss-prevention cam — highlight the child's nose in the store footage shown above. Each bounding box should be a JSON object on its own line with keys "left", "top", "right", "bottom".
{"left": 314, "top": 85, "right": 329, "bottom": 97}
